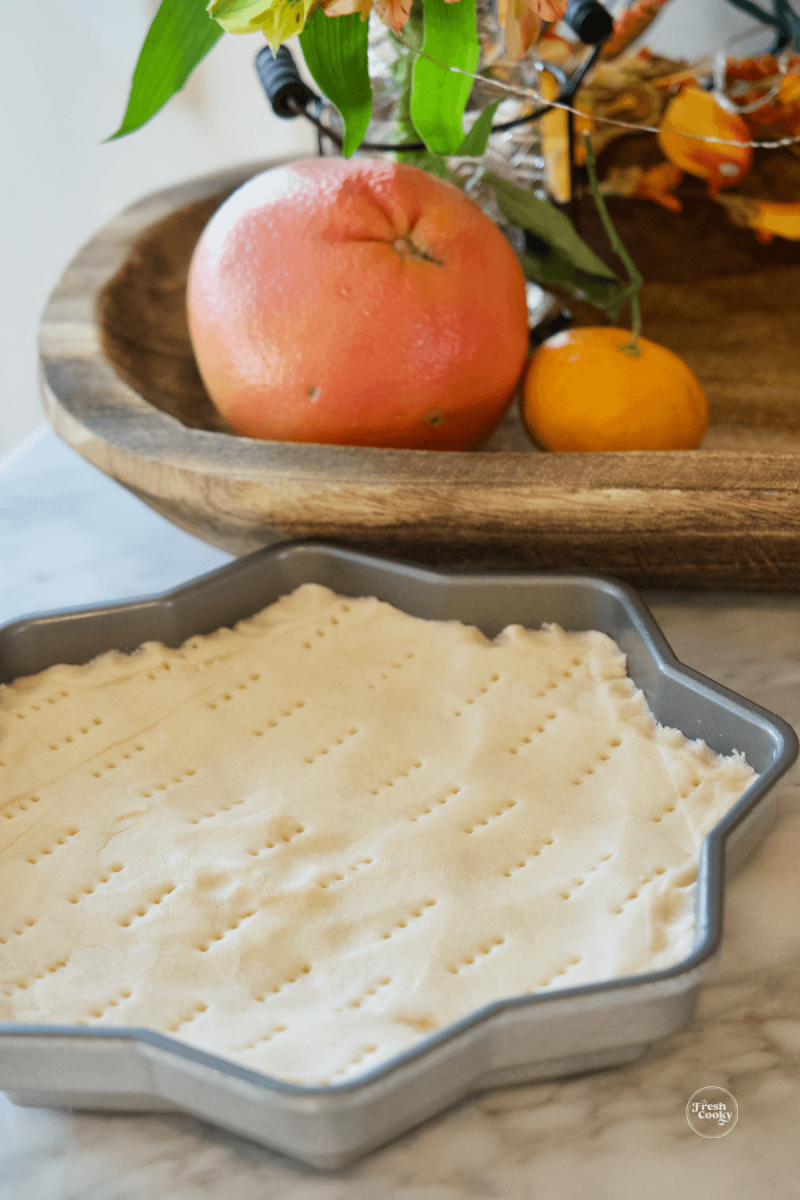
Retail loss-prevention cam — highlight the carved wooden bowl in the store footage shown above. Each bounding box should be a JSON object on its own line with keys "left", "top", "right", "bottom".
{"left": 39, "top": 158, "right": 800, "bottom": 588}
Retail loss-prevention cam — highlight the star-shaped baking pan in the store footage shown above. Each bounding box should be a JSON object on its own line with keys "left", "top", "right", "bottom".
{"left": 0, "top": 541, "right": 796, "bottom": 1168}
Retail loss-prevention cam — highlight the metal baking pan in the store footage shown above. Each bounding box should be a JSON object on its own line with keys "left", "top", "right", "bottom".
{"left": 0, "top": 541, "right": 796, "bottom": 1168}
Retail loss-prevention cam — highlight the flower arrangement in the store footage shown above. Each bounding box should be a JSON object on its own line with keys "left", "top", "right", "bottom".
{"left": 112, "top": 0, "right": 568, "bottom": 155}
{"left": 112, "top": 0, "right": 800, "bottom": 303}
{"left": 111, "top": 0, "right": 647, "bottom": 326}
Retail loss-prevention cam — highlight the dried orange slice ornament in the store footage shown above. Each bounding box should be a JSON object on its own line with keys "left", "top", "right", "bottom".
{"left": 658, "top": 87, "right": 752, "bottom": 198}
{"left": 716, "top": 196, "right": 800, "bottom": 243}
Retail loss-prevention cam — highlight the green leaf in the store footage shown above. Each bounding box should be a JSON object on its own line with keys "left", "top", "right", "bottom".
{"left": 484, "top": 172, "right": 620, "bottom": 281}
{"left": 395, "top": 147, "right": 453, "bottom": 180}
{"left": 485, "top": 169, "right": 627, "bottom": 317}
{"left": 108, "top": 0, "right": 223, "bottom": 140}
{"left": 397, "top": 150, "right": 451, "bottom": 180}
{"left": 300, "top": 10, "right": 371, "bottom": 158}
{"left": 522, "top": 253, "right": 627, "bottom": 320}
{"left": 457, "top": 99, "right": 500, "bottom": 157}
{"left": 411, "top": 0, "right": 480, "bottom": 156}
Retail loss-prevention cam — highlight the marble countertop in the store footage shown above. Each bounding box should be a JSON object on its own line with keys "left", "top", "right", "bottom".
{"left": 2, "top": 429, "right": 800, "bottom": 1200}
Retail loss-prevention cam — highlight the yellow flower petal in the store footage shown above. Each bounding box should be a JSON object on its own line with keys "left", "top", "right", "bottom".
{"left": 243, "top": 0, "right": 317, "bottom": 47}
{"left": 209, "top": 0, "right": 279, "bottom": 35}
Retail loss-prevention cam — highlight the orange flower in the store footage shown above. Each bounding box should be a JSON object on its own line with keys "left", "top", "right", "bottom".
{"left": 374, "top": 0, "right": 413, "bottom": 31}
{"left": 601, "top": 0, "right": 674, "bottom": 61}
{"left": 325, "top": 0, "right": 565, "bottom": 46}
{"left": 319, "top": 0, "right": 409, "bottom": 30}
{"left": 321, "top": 0, "right": 374, "bottom": 17}
{"left": 498, "top": 0, "right": 567, "bottom": 63}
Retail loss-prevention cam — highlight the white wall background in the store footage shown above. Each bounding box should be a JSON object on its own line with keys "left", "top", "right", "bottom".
{"left": 0, "top": 0, "right": 775, "bottom": 458}
{"left": 0, "top": 0, "right": 315, "bottom": 458}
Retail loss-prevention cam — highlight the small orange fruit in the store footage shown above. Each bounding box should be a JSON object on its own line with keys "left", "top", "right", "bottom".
{"left": 522, "top": 327, "right": 708, "bottom": 452}
{"left": 658, "top": 87, "right": 752, "bottom": 198}
{"left": 187, "top": 158, "right": 530, "bottom": 450}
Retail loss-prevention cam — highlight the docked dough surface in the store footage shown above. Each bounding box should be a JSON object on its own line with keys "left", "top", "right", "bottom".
{"left": 0, "top": 585, "right": 755, "bottom": 1084}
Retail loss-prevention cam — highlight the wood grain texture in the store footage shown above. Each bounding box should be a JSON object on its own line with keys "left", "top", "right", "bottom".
{"left": 39, "top": 158, "right": 800, "bottom": 589}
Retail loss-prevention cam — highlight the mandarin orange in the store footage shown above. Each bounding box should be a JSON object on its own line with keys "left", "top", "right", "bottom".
{"left": 187, "top": 158, "right": 530, "bottom": 450}
{"left": 522, "top": 327, "right": 708, "bottom": 452}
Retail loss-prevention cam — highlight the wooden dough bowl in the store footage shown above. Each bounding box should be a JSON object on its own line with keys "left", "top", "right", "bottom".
{"left": 40, "top": 158, "right": 800, "bottom": 589}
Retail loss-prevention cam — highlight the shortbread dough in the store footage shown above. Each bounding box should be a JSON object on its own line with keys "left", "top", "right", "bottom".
{"left": 0, "top": 585, "right": 755, "bottom": 1084}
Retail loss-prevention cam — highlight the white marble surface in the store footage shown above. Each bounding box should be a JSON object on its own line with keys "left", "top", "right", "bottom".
{"left": 2, "top": 430, "right": 800, "bottom": 1199}
{"left": 0, "top": 428, "right": 232, "bottom": 626}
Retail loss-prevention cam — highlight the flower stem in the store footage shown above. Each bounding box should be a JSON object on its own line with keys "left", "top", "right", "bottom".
{"left": 391, "top": 2, "right": 424, "bottom": 159}
{"left": 582, "top": 133, "right": 643, "bottom": 355}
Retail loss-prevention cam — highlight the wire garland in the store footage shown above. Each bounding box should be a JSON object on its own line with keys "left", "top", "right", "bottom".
{"left": 388, "top": 32, "right": 800, "bottom": 151}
